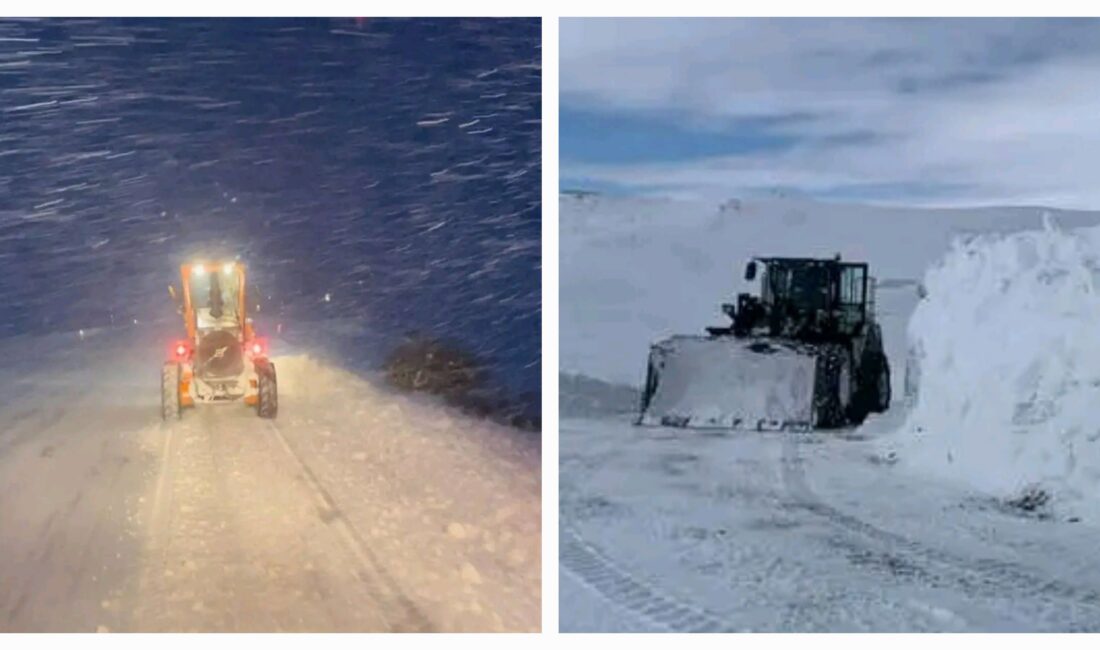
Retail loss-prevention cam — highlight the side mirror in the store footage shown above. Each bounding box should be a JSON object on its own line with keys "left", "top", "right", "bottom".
{"left": 744, "top": 261, "right": 757, "bottom": 281}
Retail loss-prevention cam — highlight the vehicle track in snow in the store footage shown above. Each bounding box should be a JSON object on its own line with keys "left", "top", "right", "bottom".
{"left": 0, "top": 331, "right": 538, "bottom": 631}
{"left": 262, "top": 418, "right": 435, "bottom": 632}
{"left": 134, "top": 406, "right": 431, "bottom": 632}
{"left": 559, "top": 523, "right": 730, "bottom": 633}
{"left": 779, "top": 435, "right": 1100, "bottom": 629}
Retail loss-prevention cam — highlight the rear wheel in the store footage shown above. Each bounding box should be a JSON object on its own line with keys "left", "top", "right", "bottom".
{"left": 640, "top": 357, "right": 658, "bottom": 413}
{"left": 256, "top": 360, "right": 278, "bottom": 419}
{"left": 813, "top": 345, "right": 850, "bottom": 429}
{"left": 874, "top": 354, "right": 891, "bottom": 412}
{"left": 848, "top": 351, "right": 891, "bottom": 424}
{"left": 161, "top": 362, "right": 181, "bottom": 421}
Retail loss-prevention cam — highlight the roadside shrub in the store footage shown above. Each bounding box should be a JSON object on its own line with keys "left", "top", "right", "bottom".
{"left": 384, "top": 334, "right": 488, "bottom": 402}
{"left": 383, "top": 334, "right": 540, "bottom": 432}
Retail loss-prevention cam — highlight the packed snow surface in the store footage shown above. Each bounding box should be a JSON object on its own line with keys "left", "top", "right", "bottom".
{"left": 560, "top": 415, "right": 1100, "bottom": 632}
{"left": 899, "top": 220, "right": 1100, "bottom": 517}
{"left": 0, "top": 324, "right": 540, "bottom": 631}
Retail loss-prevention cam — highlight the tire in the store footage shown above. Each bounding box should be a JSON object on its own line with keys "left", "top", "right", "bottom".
{"left": 875, "top": 354, "right": 891, "bottom": 412}
{"left": 256, "top": 360, "right": 278, "bottom": 419}
{"left": 161, "top": 362, "right": 181, "bottom": 421}
{"left": 863, "top": 324, "right": 891, "bottom": 414}
{"left": 640, "top": 357, "right": 658, "bottom": 413}
{"left": 812, "top": 345, "right": 850, "bottom": 429}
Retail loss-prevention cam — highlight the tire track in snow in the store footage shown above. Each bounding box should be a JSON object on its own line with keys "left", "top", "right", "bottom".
{"left": 559, "top": 524, "right": 730, "bottom": 632}
{"left": 139, "top": 409, "right": 410, "bottom": 631}
{"left": 146, "top": 419, "right": 180, "bottom": 549}
{"left": 780, "top": 436, "right": 1100, "bottom": 629}
{"left": 263, "top": 420, "right": 436, "bottom": 633}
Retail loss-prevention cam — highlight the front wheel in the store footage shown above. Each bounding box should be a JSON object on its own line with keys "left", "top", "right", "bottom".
{"left": 161, "top": 362, "right": 181, "bottom": 421}
{"left": 256, "top": 360, "right": 278, "bottom": 419}
{"left": 813, "top": 345, "right": 850, "bottom": 429}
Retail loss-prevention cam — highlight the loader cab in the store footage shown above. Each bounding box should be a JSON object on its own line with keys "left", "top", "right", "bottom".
{"left": 836, "top": 262, "right": 869, "bottom": 333}
{"left": 178, "top": 261, "right": 253, "bottom": 341}
{"left": 748, "top": 257, "right": 871, "bottom": 339}
{"left": 189, "top": 263, "right": 242, "bottom": 332}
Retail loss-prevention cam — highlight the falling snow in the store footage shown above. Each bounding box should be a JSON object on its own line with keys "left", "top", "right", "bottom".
{"left": 0, "top": 18, "right": 542, "bottom": 424}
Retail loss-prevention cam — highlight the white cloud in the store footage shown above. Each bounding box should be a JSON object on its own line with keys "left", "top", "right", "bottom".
{"left": 561, "top": 18, "right": 1100, "bottom": 208}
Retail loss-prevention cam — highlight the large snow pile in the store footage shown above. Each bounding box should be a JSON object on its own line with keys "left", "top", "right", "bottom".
{"left": 901, "top": 218, "right": 1100, "bottom": 514}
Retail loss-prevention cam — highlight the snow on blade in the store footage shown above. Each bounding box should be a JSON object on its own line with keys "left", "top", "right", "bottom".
{"left": 899, "top": 218, "right": 1100, "bottom": 515}
{"left": 641, "top": 335, "right": 816, "bottom": 430}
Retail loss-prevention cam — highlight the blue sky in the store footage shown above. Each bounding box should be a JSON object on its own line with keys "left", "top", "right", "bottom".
{"left": 560, "top": 18, "right": 1100, "bottom": 208}
{"left": 561, "top": 108, "right": 797, "bottom": 166}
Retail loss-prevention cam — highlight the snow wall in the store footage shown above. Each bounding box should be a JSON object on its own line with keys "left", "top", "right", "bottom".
{"left": 900, "top": 217, "right": 1100, "bottom": 514}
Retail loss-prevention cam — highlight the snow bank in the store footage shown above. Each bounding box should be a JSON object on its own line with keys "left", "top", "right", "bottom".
{"left": 900, "top": 218, "right": 1100, "bottom": 514}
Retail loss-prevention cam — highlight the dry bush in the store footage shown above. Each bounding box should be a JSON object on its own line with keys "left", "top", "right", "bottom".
{"left": 384, "top": 334, "right": 488, "bottom": 401}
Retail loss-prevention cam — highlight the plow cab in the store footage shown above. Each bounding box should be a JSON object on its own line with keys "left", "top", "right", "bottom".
{"left": 639, "top": 256, "right": 890, "bottom": 430}
{"left": 162, "top": 261, "right": 277, "bottom": 420}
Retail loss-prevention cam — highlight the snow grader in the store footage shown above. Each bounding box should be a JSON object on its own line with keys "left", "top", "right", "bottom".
{"left": 161, "top": 260, "right": 277, "bottom": 420}
{"left": 638, "top": 256, "right": 890, "bottom": 431}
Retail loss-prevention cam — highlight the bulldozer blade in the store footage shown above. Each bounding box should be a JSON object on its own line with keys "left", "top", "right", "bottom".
{"left": 639, "top": 335, "right": 817, "bottom": 430}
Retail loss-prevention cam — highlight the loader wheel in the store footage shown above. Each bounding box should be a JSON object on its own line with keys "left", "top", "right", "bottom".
{"left": 640, "top": 357, "right": 659, "bottom": 414}
{"left": 875, "top": 354, "right": 891, "bottom": 412}
{"left": 846, "top": 387, "right": 871, "bottom": 427}
{"left": 813, "top": 345, "right": 849, "bottom": 429}
{"left": 256, "top": 360, "right": 278, "bottom": 419}
{"left": 161, "top": 362, "right": 181, "bottom": 421}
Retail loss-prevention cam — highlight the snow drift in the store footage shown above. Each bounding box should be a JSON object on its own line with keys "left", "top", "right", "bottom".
{"left": 901, "top": 217, "right": 1100, "bottom": 515}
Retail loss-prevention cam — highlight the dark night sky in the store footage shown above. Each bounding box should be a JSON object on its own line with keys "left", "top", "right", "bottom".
{"left": 0, "top": 18, "right": 541, "bottom": 417}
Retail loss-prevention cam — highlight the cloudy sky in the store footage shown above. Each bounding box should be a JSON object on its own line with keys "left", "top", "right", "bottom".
{"left": 560, "top": 18, "right": 1100, "bottom": 208}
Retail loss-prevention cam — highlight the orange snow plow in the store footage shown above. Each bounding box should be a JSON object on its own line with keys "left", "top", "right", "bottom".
{"left": 162, "top": 261, "right": 277, "bottom": 420}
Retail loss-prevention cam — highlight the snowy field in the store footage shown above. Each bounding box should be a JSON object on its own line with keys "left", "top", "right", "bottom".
{"left": 561, "top": 415, "right": 1100, "bottom": 632}
{"left": 560, "top": 192, "right": 1100, "bottom": 631}
{"left": 0, "top": 324, "right": 540, "bottom": 632}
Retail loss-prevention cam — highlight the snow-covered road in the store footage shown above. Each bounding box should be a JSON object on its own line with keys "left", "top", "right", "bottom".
{"left": 0, "top": 327, "right": 540, "bottom": 632}
{"left": 560, "top": 414, "right": 1100, "bottom": 632}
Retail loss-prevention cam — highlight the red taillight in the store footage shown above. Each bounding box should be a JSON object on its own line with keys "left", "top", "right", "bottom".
{"left": 251, "top": 342, "right": 263, "bottom": 355}
{"left": 175, "top": 344, "right": 187, "bottom": 357}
